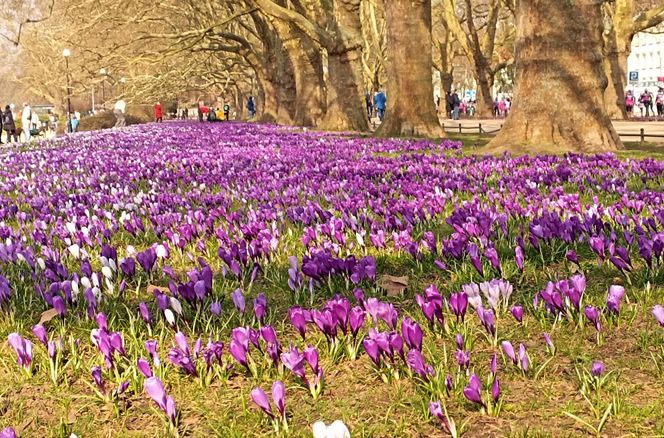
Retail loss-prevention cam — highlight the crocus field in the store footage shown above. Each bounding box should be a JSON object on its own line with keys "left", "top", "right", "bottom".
{"left": 2, "top": 122, "right": 664, "bottom": 437}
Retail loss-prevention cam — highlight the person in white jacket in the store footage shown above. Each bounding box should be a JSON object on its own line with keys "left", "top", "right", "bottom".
{"left": 113, "top": 99, "right": 126, "bottom": 128}
{"left": 21, "top": 103, "right": 32, "bottom": 141}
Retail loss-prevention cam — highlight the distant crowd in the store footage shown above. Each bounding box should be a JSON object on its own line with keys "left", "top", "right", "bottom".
{"left": 364, "top": 90, "right": 513, "bottom": 123}
{"left": 625, "top": 89, "right": 664, "bottom": 118}
{"left": 1, "top": 103, "right": 70, "bottom": 144}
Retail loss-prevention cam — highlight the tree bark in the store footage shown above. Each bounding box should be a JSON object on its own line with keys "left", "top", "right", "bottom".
{"left": 486, "top": 0, "right": 623, "bottom": 153}
{"left": 376, "top": 0, "right": 443, "bottom": 137}
{"left": 280, "top": 24, "right": 325, "bottom": 127}
{"left": 475, "top": 69, "right": 495, "bottom": 118}
{"left": 603, "top": 49, "right": 630, "bottom": 119}
{"left": 318, "top": 0, "right": 369, "bottom": 132}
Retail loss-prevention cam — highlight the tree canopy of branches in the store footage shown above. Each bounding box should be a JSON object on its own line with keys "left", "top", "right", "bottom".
{"left": 9, "top": 0, "right": 664, "bottom": 151}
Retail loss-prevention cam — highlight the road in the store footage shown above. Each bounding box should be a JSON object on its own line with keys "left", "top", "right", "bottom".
{"left": 440, "top": 118, "right": 664, "bottom": 143}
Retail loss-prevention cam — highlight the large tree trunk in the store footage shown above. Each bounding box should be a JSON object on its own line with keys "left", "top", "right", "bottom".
{"left": 486, "top": 0, "right": 622, "bottom": 153}
{"left": 603, "top": 49, "right": 630, "bottom": 119}
{"left": 376, "top": 0, "right": 442, "bottom": 137}
{"left": 281, "top": 26, "right": 325, "bottom": 127}
{"left": 319, "top": 0, "right": 369, "bottom": 132}
{"left": 475, "top": 68, "right": 495, "bottom": 118}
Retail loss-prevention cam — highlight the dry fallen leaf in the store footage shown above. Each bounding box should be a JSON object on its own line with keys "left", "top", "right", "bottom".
{"left": 379, "top": 275, "right": 409, "bottom": 296}
{"left": 38, "top": 308, "right": 60, "bottom": 325}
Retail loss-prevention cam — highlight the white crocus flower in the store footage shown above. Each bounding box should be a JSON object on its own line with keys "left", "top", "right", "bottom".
{"left": 101, "top": 266, "right": 113, "bottom": 280}
{"left": 68, "top": 244, "right": 81, "bottom": 259}
{"left": 170, "top": 297, "right": 183, "bottom": 315}
{"left": 164, "top": 309, "right": 176, "bottom": 327}
{"left": 312, "top": 420, "right": 351, "bottom": 438}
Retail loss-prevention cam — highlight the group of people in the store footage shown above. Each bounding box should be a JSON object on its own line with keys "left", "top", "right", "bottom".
{"left": 365, "top": 91, "right": 387, "bottom": 122}
{"left": 625, "top": 89, "right": 664, "bottom": 118}
{"left": 0, "top": 103, "right": 59, "bottom": 144}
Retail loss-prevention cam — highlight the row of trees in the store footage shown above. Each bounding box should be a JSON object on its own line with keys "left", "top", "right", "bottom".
{"left": 3, "top": 0, "right": 664, "bottom": 151}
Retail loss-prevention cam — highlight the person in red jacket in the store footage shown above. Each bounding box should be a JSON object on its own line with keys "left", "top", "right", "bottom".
{"left": 155, "top": 102, "right": 163, "bottom": 123}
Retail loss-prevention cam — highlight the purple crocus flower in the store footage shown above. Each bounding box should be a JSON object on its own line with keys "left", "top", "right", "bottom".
{"left": 455, "top": 350, "right": 470, "bottom": 370}
{"left": 543, "top": 332, "right": 555, "bottom": 353}
{"left": 591, "top": 361, "right": 605, "bottom": 377}
{"left": 139, "top": 302, "right": 151, "bottom": 326}
{"left": 455, "top": 333, "right": 464, "bottom": 350}
{"left": 401, "top": 317, "right": 423, "bottom": 351}
{"left": 566, "top": 250, "right": 579, "bottom": 265}
{"left": 510, "top": 305, "right": 524, "bottom": 323}
{"left": 7, "top": 333, "right": 33, "bottom": 370}
{"left": 137, "top": 358, "right": 153, "bottom": 377}
{"left": 250, "top": 387, "right": 273, "bottom": 418}
{"left": 363, "top": 338, "right": 381, "bottom": 366}
{"left": 145, "top": 340, "right": 160, "bottom": 367}
{"left": 253, "top": 293, "right": 267, "bottom": 323}
{"left": 136, "top": 248, "right": 157, "bottom": 273}
{"left": 501, "top": 340, "right": 517, "bottom": 364}
{"left": 288, "top": 306, "right": 308, "bottom": 339}
{"left": 52, "top": 295, "right": 66, "bottom": 316}
{"left": 653, "top": 305, "right": 664, "bottom": 326}
{"left": 463, "top": 374, "right": 484, "bottom": 406}
{"left": 0, "top": 428, "right": 17, "bottom": 438}
{"left": 490, "top": 353, "right": 497, "bottom": 375}
{"left": 477, "top": 306, "right": 495, "bottom": 336}
{"left": 260, "top": 325, "right": 279, "bottom": 345}
{"left": 349, "top": 306, "right": 366, "bottom": 338}
{"left": 120, "top": 257, "right": 136, "bottom": 277}
{"left": 231, "top": 288, "right": 246, "bottom": 314}
{"left": 584, "top": 305, "right": 601, "bottom": 331}
{"left": 272, "top": 380, "right": 286, "bottom": 418}
{"left": 91, "top": 365, "right": 105, "bottom": 394}
{"left": 229, "top": 339, "right": 248, "bottom": 367}
{"left": 32, "top": 324, "right": 48, "bottom": 346}
{"left": 518, "top": 343, "right": 530, "bottom": 372}
{"left": 407, "top": 349, "right": 431, "bottom": 380}
{"left": 429, "top": 401, "right": 452, "bottom": 432}
{"left": 144, "top": 377, "right": 177, "bottom": 424}
{"left": 449, "top": 292, "right": 468, "bottom": 321}
{"left": 515, "top": 245, "right": 525, "bottom": 271}
{"left": 210, "top": 301, "right": 222, "bottom": 317}
{"left": 491, "top": 378, "right": 501, "bottom": 403}
{"left": 607, "top": 285, "right": 625, "bottom": 314}
{"left": 304, "top": 345, "right": 320, "bottom": 374}
{"left": 281, "top": 344, "right": 306, "bottom": 379}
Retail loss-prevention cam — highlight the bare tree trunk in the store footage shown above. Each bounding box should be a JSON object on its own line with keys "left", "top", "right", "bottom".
{"left": 475, "top": 69, "right": 495, "bottom": 118}
{"left": 376, "top": 0, "right": 442, "bottom": 137}
{"left": 603, "top": 50, "right": 630, "bottom": 119}
{"left": 486, "top": 0, "right": 622, "bottom": 153}
{"left": 281, "top": 26, "right": 325, "bottom": 127}
{"left": 318, "top": 0, "right": 369, "bottom": 132}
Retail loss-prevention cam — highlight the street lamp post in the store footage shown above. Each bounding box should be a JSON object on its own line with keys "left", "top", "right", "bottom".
{"left": 99, "top": 68, "right": 106, "bottom": 108}
{"left": 63, "top": 48, "right": 72, "bottom": 133}
{"left": 119, "top": 77, "right": 126, "bottom": 96}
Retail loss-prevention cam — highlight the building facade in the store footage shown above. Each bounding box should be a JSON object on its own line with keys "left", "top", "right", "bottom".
{"left": 627, "top": 31, "right": 664, "bottom": 94}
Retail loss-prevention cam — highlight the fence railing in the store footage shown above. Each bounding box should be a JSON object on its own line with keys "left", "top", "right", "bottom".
{"left": 441, "top": 123, "right": 664, "bottom": 142}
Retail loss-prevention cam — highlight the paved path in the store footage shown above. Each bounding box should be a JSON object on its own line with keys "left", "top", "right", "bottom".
{"left": 440, "top": 118, "right": 664, "bottom": 143}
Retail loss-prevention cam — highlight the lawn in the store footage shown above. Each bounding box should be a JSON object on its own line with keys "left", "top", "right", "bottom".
{"left": 0, "top": 122, "right": 664, "bottom": 437}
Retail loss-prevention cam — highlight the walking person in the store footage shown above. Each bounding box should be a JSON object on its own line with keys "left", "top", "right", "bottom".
{"left": 451, "top": 90, "right": 461, "bottom": 120}
{"left": 113, "top": 99, "right": 126, "bottom": 128}
{"left": 223, "top": 102, "right": 230, "bottom": 121}
{"left": 446, "top": 92, "right": 453, "bottom": 119}
{"left": 247, "top": 96, "right": 256, "bottom": 119}
{"left": 640, "top": 90, "right": 651, "bottom": 117}
{"left": 625, "top": 91, "right": 635, "bottom": 118}
{"left": 649, "top": 90, "right": 655, "bottom": 116}
{"left": 3, "top": 106, "right": 18, "bottom": 143}
{"left": 365, "top": 92, "right": 373, "bottom": 120}
{"left": 21, "top": 103, "right": 32, "bottom": 141}
{"left": 154, "top": 101, "right": 163, "bottom": 123}
{"left": 373, "top": 90, "right": 386, "bottom": 122}
{"left": 657, "top": 89, "right": 664, "bottom": 117}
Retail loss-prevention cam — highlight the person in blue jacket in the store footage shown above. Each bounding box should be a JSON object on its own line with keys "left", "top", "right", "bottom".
{"left": 373, "top": 91, "right": 387, "bottom": 121}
